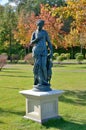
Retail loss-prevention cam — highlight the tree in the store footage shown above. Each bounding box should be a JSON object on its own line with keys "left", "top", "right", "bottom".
{"left": 39, "top": 4, "right": 64, "bottom": 48}
{"left": 51, "top": 0, "right": 86, "bottom": 53}
{"left": 0, "top": 5, "right": 4, "bottom": 52}
{"left": 8, "top": 0, "right": 66, "bottom": 15}
{"left": 65, "top": 0, "right": 86, "bottom": 53}
{"left": 14, "top": 12, "right": 37, "bottom": 50}
{"left": 14, "top": 4, "right": 64, "bottom": 49}
{"left": 0, "top": 4, "right": 17, "bottom": 61}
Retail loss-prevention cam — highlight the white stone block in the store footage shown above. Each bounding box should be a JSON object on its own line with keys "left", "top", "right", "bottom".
{"left": 19, "top": 89, "right": 64, "bottom": 123}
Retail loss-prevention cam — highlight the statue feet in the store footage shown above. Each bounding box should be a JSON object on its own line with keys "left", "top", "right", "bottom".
{"left": 32, "top": 83, "right": 52, "bottom": 92}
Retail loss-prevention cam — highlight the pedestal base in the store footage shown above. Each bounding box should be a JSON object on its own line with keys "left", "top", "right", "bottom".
{"left": 19, "top": 89, "right": 64, "bottom": 123}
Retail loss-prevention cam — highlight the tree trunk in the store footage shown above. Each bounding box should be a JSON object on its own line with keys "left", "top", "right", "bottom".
{"left": 71, "top": 46, "right": 74, "bottom": 59}
{"left": 9, "top": 29, "right": 12, "bottom": 63}
{"left": 80, "top": 44, "right": 83, "bottom": 54}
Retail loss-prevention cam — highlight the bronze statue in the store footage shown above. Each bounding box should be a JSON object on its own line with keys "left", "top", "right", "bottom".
{"left": 30, "top": 20, "right": 53, "bottom": 91}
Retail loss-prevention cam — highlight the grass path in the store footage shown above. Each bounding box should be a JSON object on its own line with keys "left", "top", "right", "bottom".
{"left": 0, "top": 64, "right": 86, "bottom": 130}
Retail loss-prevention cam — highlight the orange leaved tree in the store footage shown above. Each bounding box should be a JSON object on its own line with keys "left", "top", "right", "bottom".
{"left": 14, "top": 4, "right": 64, "bottom": 49}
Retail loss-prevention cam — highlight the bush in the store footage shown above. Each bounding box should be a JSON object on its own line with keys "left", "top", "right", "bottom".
{"left": 24, "top": 53, "right": 34, "bottom": 65}
{"left": 11, "top": 54, "right": 19, "bottom": 63}
{"left": 53, "top": 53, "right": 59, "bottom": 60}
{"left": 75, "top": 53, "right": 82, "bottom": 59}
{"left": 60, "top": 53, "right": 66, "bottom": 60}
{"left": 57, "top": 55, "right": 65, "bottom": 64}
{"left": 65, "top": 53, "right": 70, "bottom": 60}
{"left": 0, "top": 53, "right": 8, "bottom": 71}
{"left": 75, "top": 53, "right": 84, "bottom": 64}
{"left": 19, "top": 49, "right": 25, "bottom": 60}
{"left": 85, "top": 54, "right": 86, "bottom": 59}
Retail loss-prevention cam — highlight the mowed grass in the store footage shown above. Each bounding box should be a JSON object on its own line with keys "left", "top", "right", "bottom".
{"left": 0, "top": 64, "right": 86, "bottom": 130}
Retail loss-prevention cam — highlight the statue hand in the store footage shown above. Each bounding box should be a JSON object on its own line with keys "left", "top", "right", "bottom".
{"left": 31, "top": 36, "right": 43, "bottom": 44}
{"left": 29, "top": 42, "right": 33, "bottom": 46}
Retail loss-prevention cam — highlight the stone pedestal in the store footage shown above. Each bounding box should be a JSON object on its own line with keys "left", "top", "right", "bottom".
{"left": 19, "top": 89, "right": 64, "bottom": 123}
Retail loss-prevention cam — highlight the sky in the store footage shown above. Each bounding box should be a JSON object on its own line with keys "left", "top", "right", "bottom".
{"left": 0, "top": 0, "right": 8, "bottom": 5}
{"left": 0, "top": 0, "right": 16, "bottom": 6}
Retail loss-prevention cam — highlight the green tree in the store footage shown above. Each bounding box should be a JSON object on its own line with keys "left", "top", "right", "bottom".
{"left": 0, "top": 4, "right": 17, "bottom": 61}
{"left": 0, "top": 5, "right": 5, "bottom": 53}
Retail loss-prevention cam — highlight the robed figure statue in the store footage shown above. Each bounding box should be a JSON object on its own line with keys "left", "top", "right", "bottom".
{"left": 30, "top": 20, "right": 53, "bottom": 91}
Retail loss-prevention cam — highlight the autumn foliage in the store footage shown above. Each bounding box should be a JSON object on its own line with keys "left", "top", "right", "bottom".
{"left": 38, "top": 4, "right": 64, "bottom": 48}
{"left": 14, "top": 1, "right": 86, "bottom": 51}
{"left": 51, "top": 0, "right": 86, "bottom": 48}
{"left": 14, "top": 4, "right": 64, "bottom": 48}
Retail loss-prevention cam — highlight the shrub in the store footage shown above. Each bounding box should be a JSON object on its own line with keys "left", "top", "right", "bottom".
{"left": 60, "top": 53, "right": 66, "bottom": 60}
{"left": 19, "top": 49, "right": 25, "bottom": 60}
{"left": 53, "top": 53, "right": 59, "bottom": 60}
{"left": 57, "top": 55, "right": 65, "bottom": 64}
{"left": 11, "top": 54, "right": 19, "bottom": 63}
{"left": 75, "top": 53, "right": 84, "bottom": 64}
{"left": 85, "top": 54, "right": 86, "bottom": 59}
{"left": 65, "top": 53, "right": 70, "bottom": 60}
{"left": 0, "top": 53, "right": 8, "bottom": 71}
{"left": 75, "top": 53, "right": 82, "bottom": 59}
{"left": 24, "top": 53, "right": 34, "bottom": 65}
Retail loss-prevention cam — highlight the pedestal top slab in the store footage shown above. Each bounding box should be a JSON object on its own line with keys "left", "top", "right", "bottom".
{"left": 19, "top": 89, "right": 64, "bottom": 97}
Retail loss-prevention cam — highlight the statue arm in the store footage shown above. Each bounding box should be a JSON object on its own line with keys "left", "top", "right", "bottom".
{"left": 30, "top": 32, "right": 43, "bottom": 45}
{"left": 30, "top": 32, "right": 37, "bottom": 45}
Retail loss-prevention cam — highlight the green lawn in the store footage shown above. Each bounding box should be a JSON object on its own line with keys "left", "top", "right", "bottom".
{"left": 0, "top": 64, "right": 86, "bottom": 130}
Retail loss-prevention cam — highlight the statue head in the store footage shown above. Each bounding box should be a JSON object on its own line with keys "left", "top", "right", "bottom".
{"left": 36, "top": 20, "right": 45, "bottom": 30}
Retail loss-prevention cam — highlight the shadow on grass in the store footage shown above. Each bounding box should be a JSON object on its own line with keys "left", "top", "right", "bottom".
{"left": 0, "top": 74, "right": 33, "bottom": 78}
{"left": 2, "top": 66, "right": 33, "bottom": 72}
{"left": 0, "top": 86, "right": 20, "bottom": 90}
{"left": 0, "top": 67, "right": 33, "bottom": 78}
{"left": 0, "top": 121, "right": 5, "bottom": 124}
{"left": 53, "top": 64, "right": 67, "bottom": 68}
{"left": 1, "top": 67, "right": 31, "bottom": 73}
{"left": 43, "top": 118, "right": 86, "bottom": 130}
{"left": 77, "top": 66, "right": 86, "bottom": 69}
{"left": 0, "top": 107, "right": 86, "bottom": 129}
{"left": 59, "top": 90, "right": 86, "bottom": 106}
{"left": 3, "top": 70, "right": 25, "bottom": 73}
{"left": 0, "top": 108, "right": 25, "bottom": 116}
{"left": 3, "top": 67, "right": 22, "bottom": 71}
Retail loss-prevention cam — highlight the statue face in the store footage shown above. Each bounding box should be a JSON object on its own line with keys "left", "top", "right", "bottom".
{"left": 36, "top": 20, "right": 44, "bottom": 31}
{"left": 37, "top": 24, "right": 43, "bottom": 31}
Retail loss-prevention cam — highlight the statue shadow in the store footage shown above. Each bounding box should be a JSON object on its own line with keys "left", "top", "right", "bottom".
{"left": 43, "top": 118, "right": 86, "bottom": 130}
{"left": 59, "top": 90, "right": 86, "bottom": 106}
